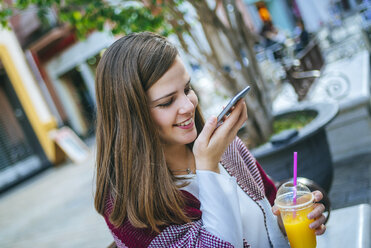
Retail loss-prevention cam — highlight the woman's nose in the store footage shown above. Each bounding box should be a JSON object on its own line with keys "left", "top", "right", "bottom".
{"left": 178, "top": 95, "right": 195, "bottom": 114}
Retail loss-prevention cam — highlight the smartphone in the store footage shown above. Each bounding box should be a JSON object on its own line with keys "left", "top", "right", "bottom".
{"left": 217, "top": 86, "right": 250, "bottom": 125}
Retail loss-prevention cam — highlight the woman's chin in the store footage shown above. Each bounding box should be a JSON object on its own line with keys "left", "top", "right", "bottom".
{"left": 181, "top": 132, "right": 198, "bottom": 145}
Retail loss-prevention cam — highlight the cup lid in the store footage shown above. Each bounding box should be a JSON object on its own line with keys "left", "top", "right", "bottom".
{"left": 275, "top": 181, "right": 314, "bottom": 210}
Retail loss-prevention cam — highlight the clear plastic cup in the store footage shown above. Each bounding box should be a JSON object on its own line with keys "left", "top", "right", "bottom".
{"left": 275, "top": 181, "right": 316, "bottom": 248}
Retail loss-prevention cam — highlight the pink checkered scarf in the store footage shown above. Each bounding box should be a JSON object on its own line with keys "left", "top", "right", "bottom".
{"left": 105, "top": 137, "right": 270, "bottom": 247}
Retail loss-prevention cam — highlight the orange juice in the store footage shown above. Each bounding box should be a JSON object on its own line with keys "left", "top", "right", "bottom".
{"left": 275, "top": 182, "right": 317, "bottom": 248}
{"left": 282, "top": 207, "right": 316, "bottom": 248}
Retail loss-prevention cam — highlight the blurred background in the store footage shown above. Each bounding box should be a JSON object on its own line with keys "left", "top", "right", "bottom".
{"left": 0, "top": 0, "right": 370, "bottom": 247}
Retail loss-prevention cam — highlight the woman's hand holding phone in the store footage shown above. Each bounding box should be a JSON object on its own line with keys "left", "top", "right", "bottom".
{"left": 217, "top": 86, "right": 250, "bottom": 126}
{"left": 193, "top": 99, "right": 248, "bottom": 173}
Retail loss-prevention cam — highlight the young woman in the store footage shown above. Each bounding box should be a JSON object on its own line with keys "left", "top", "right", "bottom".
{"left": 94, "top": 32, "right": 326, "bottom": 247}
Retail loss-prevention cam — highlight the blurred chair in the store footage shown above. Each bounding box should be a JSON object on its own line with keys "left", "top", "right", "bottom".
{"left": 285, "top": 40, "right": 324, "bottom": 101}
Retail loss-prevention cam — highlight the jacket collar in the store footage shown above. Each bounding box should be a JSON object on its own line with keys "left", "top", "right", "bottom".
{"left": 221, "top": 142, "right": 265, "bottom": 202}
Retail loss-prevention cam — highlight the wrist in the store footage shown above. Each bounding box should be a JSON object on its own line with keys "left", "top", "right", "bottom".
{"left": 195, "top": 160, "right": 220, "bottom": 173}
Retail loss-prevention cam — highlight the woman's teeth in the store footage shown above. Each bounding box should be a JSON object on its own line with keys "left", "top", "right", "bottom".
{"left": 177, "top": 119, "right": 192, "bottom": 126}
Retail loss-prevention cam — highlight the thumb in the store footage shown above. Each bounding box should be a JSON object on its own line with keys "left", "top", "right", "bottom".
{"left": 272, "top": 205, "right": 280, "bottom": 216}
{"left": 198, "top": 116, "right": 217, "bottom": 143}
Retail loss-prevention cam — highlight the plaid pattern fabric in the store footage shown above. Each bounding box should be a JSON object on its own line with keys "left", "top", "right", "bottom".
{"left": 111, "top": 231, "right": 129, "bottom": 248}
{"left": 149, "top": 220, "right": 234, "bottom": 247}
{"left": 221, "top": 137, "right": 266, "bottom": 202}
{"left": 104, "top": 137, "right": 271, "bottom": 247}
{"left": 104, "top": 198, "right": 159, "bottom": 247}
{"left": 223, "top": 138, "right": 275, "bottom": 247}
{"left": 149, "top": 137, "right": 264, "bottom": 247}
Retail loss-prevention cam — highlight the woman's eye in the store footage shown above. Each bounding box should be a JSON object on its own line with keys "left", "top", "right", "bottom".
{"left": 158, "top": 99, "right": 173, "bottom": 108}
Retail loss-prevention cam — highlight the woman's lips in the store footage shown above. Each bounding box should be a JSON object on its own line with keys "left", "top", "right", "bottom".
{"left": 175, "top": 118, "right": 194, "bottom": 129}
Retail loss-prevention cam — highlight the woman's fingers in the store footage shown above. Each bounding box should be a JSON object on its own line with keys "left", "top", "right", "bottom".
{"left": 217, "top": 100, "right": 246, "bottom": 135}
{"left": 196, "top": 116, "right": 217, "bottom": 147}
{"left": 310, "top": 191, "right": 327, "bottom": 236}
{"left": 314, "top": 224, "right": 326, "bottom": 235}
{"left": 308, "top": 202, "right": 327, "bottom": 236}
{"left": 312, "top": 190, "right": 323, "bottom": 202}
{"left": 308, "top": 203, "right": 325, "bottom": 220}
{"left": 273, "top": 201, "right": 327, "bottom": 236}
{"left": 309, "top": 214, "right": 326, "bottom": 229}
{"left": 193, "top": 100, "right": 247, "bottom": 172}
{"left": 234, "top": 101, "right": 248, "bottom": 129}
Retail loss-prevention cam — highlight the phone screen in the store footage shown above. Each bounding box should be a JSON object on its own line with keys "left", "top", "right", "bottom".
{"left": 217, "top": 86, "right": 250, "bottom": 124}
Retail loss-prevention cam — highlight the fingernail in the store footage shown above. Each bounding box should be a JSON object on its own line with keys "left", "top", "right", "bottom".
{"left": 307, "top": 213, "right": 313, "bottom": 219}
{"left": 309, "top": 223, "right": 314, "bottom": 229}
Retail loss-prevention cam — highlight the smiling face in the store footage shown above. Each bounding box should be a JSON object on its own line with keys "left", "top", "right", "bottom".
{"left": 147, "top": 56, "right": 198, "bottom": 147}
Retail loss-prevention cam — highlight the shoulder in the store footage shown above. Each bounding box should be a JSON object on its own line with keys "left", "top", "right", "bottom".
{"left": 103, "top": 210, "right": 158, "bottom": 247}
{"left": 103, "top": 196, "right": 158, "bottom": 247}
{"left": 103, "top": 191, "right": 203, "bottom": 247}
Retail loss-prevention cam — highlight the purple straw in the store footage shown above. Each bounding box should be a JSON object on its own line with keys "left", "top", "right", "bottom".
{"left": 293, "top": 152, "right": 298, "bottom": 218}
{"left": 293, "top": 152, "right": 297, "bottom": 218}
{"left": 293, "top": 152, "right": 297, "bottom": 185}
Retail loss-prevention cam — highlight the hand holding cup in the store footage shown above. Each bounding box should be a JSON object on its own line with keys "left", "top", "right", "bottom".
{"left": 273, "top": 182, "right": 326, "bottom": 248}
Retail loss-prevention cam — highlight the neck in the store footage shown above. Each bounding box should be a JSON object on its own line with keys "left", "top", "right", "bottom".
{"left": 164, "top": 144, "right": 195, "bottom": 175}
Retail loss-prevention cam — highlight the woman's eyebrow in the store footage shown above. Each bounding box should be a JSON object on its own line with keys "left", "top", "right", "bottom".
{"left": 152, "top": 91, "right": 176, "bottom": 103}
{"left": 152, "top": 77, "right": 191, "bottom": 103}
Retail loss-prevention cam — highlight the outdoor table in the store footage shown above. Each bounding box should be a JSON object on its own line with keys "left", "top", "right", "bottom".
{"left": 317, "top": 203, "right": 371, "bottom": 247}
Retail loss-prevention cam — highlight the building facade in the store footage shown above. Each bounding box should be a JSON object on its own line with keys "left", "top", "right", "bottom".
{"left": 0, "top": 28, "right": 61, "bottom": 192}
{"left": 0, "top": 7, "right": 115, "bottom": 191}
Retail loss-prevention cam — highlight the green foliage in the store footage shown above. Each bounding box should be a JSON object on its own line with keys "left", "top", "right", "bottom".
{"left": 0, "top": 3, "right": 13, "bottom": 28}
{"left": 0, "top": 0, "right": 173, "bottom": 37}
{"left": 273, "top": 111, "right": 317, "bottom": 135}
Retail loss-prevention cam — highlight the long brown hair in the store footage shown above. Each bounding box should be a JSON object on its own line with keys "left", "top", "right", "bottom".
{"left": 94, "top": 32, "right": 204, "bottom": 232}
